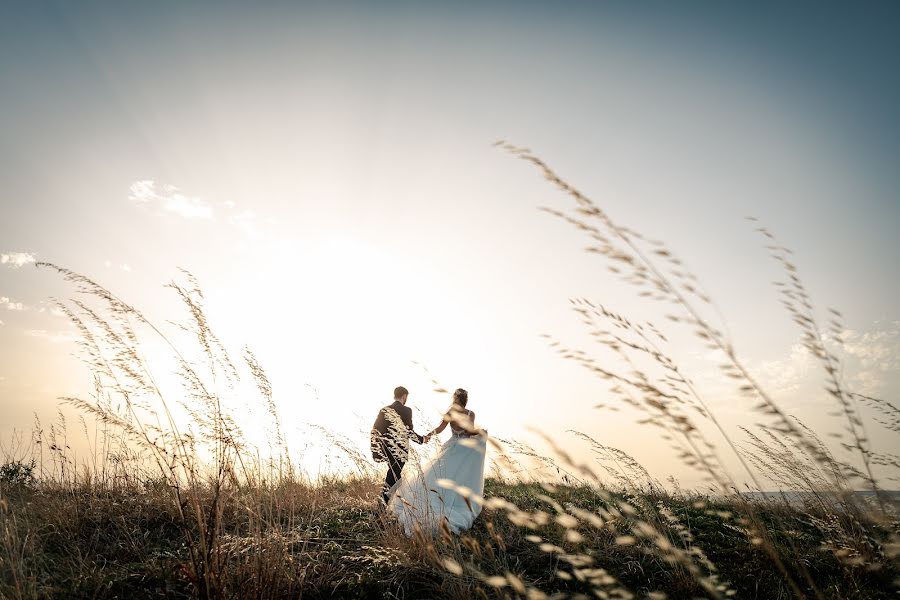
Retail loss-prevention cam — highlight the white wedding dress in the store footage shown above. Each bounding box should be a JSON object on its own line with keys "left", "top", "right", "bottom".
{"left": 388, "top": 412, "right": 486, "bottom": 536}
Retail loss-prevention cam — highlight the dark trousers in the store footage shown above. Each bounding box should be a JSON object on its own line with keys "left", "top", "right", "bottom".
{"left": 381, "top": 454, "right": 405, "bottom": 505}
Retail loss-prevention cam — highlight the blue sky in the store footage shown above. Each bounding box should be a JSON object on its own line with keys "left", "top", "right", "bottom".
{"left": 1, "top": 2, "right": 898, "bottom": 486}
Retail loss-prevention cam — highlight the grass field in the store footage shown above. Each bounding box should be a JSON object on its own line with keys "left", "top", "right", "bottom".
{"left": 2, "top": 474, "right": 897, "bottom": 599}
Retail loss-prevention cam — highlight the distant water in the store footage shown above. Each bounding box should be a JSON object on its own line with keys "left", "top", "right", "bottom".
{"left": 740, "top": 490, "right": 900, "bottom": 510}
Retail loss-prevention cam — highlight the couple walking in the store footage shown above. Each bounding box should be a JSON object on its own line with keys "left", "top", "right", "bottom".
{"left": 371, "top": 386, "right": 487, "bottom": 535}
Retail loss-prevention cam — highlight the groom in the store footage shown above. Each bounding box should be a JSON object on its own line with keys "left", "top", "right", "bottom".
{"left": 371, "top": 386, "right": 426, "bottom": 506}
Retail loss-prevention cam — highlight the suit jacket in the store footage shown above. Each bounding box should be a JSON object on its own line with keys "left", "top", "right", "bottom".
{"left": 371, "top": 400, "right": 424, "bottom": 463}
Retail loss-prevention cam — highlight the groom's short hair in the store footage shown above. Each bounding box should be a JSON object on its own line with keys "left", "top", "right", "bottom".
{"left": 393, "top": 386, "right": 409, "bottom": 400}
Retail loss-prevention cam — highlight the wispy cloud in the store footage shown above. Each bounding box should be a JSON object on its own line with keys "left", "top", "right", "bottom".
{"left": 128, "top": 181, "right": 272, "bottom": 241}
{"left": 747, "top": 321, "right": 900, "bottom": 399}
{"left": 839, "top": 320, "right": 900, "bottom": 396}
{"left": 36, "top": 303, "right": 66, "bottom": 318}
{"left": 0, "top": 296, "right": 26, "bottom": 311}
{"left": 102, "top": 260, "right": 135, "bottom": 273}
{"left": 24, "top": 329, "right": 78, "bottom": 344}
{"left": 227, "top": 209, "right": 260, "bottom": 239}
{"left": 750, "top": 343, "right": 812, "bottom": 397}
{"left": 129, "top": 180, "right": 214, "bottom": 221}
{"left": 1, "top": 252, "right": 35, "bottom": 268}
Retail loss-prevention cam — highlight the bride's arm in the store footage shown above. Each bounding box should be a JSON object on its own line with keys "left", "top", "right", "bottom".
{"left": 425, "top": 415, "right": 449, "bottom": 442}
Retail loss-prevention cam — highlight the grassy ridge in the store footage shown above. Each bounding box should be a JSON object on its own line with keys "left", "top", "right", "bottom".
{"left": 2, "top": 477, "right": 895, "bottom": 599}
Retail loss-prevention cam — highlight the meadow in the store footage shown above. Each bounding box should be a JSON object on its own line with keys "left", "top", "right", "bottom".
{"left": 1, "top": 147, "right": 897, "bottom": 598}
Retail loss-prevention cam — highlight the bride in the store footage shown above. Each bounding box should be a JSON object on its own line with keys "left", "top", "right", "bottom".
{"left": 388, "top": 388, "right": 487, "bottom": 535}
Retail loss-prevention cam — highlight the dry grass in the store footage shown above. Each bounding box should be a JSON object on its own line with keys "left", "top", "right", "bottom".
{"left": 1, "top": 145, "right": 898, "bottom": 598}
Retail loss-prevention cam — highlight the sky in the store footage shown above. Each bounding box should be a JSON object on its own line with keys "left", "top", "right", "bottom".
{"left": 1, "top": 2, "right": 898, "bottom": 488}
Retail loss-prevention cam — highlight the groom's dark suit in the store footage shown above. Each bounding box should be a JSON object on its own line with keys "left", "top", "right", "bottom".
{"left": 372, "top": 400, "right": 424, "bottom": 505}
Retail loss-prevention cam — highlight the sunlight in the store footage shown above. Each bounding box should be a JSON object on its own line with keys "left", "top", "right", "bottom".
{"left": 194, "top": 235, "right": 467, "bottom": 470}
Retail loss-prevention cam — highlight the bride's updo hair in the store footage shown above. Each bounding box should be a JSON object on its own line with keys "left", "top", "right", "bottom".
{"left": 452, "top": 388, "right": 468, "bottom": 408}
